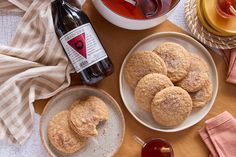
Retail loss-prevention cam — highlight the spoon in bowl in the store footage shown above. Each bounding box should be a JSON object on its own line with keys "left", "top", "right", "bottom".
{"left": 229, "top": 5, "right": 236, "bottom": 16}
{"left": 124, "top": 0, "right": 162, "bottom": 18}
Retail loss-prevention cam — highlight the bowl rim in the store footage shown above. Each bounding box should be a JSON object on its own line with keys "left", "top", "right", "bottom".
{"left": 98, "top": 0, "right": 181, "bottom": 21}
{"left": 39, "top": 85, "right": 126, "bottom": 157}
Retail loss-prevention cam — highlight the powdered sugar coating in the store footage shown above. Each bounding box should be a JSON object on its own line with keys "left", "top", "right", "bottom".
{"left": 176, "top": 53, "right": 209, "bottom": 92}
{"left": 153, "top": 42, "right": 190, "bottom": 82}
{"left": 124, "top": 51, "right": 167, "bottom": 89}
{"left": 151, "top": 87, "right": 192, "bottom": 127}
{"left": 47, "top": 111, "right": 87, "bottom": 154}
{"left": 134, "top": 73, "right": 173, "bottom": 112}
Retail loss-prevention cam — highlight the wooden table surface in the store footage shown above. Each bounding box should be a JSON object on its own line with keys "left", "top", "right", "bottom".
{"left": 34, "top": 1, "right": 236, "bottom": 157}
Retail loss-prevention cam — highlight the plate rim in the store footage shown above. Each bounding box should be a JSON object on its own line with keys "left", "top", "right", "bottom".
{"left": 119, "top": 31, "right": 219, "bottom": 132}
{"left": 40, "top": 86, "right": 125, "bottom": 157}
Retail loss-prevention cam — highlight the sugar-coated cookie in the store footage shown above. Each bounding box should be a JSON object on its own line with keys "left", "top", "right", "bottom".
{"left": 153, "top": 42, "right": 190, "bottom": 82}
{"left": 124, "top": 51, "right": 167, "bottom": 89}
{"left": 190, "top": 79, "right": 212, "bottom": 108}
{"left": 134, "top": 73, "right": 173, "bottom": 112}
{"left": 48, "top": 111, "right": 87, "bottom": 154}
{"left": 151, "top": 87, "right": 192, "bottom": 127}
{"left": 176, "top": 53, "right": 209, "bottom": 92}
{"left": 69, "top": 96, "right": 108, "bottom": 137}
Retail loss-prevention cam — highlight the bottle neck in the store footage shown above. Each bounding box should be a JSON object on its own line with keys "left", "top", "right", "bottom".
{"left": 51, "top": 0, "right": 89, "bottom": 32}
{"left": 55, "top": 0, "right": 64, "bottom": 3}
{"left": 54, "top": 0, "right": 82, "bottom": 10}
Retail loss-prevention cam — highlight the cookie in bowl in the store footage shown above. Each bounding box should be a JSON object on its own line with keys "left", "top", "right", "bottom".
{"left": 41, "top": 86, "right": 125, "bottom": 157}
{"left": 69, "top": 96, "right": 109, "bottom": 138}
{"left": 47, "top": 110, "right": 87, "bottom": 154}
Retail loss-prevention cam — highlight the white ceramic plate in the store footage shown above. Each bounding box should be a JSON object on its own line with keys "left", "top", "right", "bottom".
{"left": 119, "top": 32, "right": 218, "bottom": 132}
{"left": 40, "top": 86, "right": 125, "bottom": 157}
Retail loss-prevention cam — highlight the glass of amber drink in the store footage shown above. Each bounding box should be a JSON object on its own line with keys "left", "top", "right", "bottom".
{"left": 216, "top": 0, "right": 236, "bottom": 18}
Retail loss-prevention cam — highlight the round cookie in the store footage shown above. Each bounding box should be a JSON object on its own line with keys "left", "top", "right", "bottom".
{"left": 153, "top": 42, "right": 190, "bottom": 82}
{"left": 124, "top": 51, "right": 167, "bottom": 89}
{"left": 69, "top": 96, "right": 109, "bottom": 137}
{"left": 151, "top": 87, "right": 192, "bottom": 127}
{"left": 48, "top": 111, "right": 87, "bottom": 154}
{"left": 176, "top": 53, "right": 209, "bottom": 92}
{"left": 134, "top": 73, "right": 173, "bottom": 112}
{"left": 190, "top": 79, "right": 212, "bottom": 108}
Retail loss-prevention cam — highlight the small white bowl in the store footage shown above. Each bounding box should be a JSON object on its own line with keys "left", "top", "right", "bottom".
{"left": 40, "top": 86, "right": 125, "bottom": 157}
{"left": 92, "top": 0, "right": 180, "bottom": 30}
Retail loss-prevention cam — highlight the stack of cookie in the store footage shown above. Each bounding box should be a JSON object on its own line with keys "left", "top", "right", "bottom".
{"left": 47, "top": 96, "right": 109, "bottom": 153}
{"left": 124, "top": 42, "right": 212, "bottom": 127}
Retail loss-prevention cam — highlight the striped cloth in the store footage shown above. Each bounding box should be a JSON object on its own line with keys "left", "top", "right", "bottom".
{"left": 0, "top": 0, "right": 73, "bottom": 144}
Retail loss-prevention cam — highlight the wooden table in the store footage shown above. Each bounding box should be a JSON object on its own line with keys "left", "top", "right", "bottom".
{"left": 34, "top": 1, "right": 236, "bottom": 156}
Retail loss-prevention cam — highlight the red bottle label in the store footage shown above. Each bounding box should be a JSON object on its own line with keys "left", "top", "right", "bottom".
{"left": 67, "top": 33, "right": 87, "bottom": 58}
{"left": 60, "top": 23, "right": 107, "bottom": 73}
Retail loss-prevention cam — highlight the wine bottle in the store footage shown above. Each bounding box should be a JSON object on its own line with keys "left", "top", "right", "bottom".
{"left": 51, "top": 0, "right": 113, "bottom": 85}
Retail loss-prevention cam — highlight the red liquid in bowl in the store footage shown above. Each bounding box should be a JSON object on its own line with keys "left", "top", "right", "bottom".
{"left": 102, "top": 0, "right": 175, "bottom": 19}
{"left": 142, "top": 139, "right": 173, "bottom": 157}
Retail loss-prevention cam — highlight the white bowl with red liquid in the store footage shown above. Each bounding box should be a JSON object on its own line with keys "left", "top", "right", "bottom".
{"left": 91, "top": 0, "right": 180, "bottom": 30}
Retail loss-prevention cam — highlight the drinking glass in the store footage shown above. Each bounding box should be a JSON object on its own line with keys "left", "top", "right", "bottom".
{"left": 134, "top": 136, "right": 174, "bottom": 157}
{"left": 216, "top": 0, "right": 236, "bottom": 18}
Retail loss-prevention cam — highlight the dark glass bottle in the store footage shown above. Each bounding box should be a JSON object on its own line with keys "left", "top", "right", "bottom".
{"left": 51, "top": 0, "right": 113, "bottom": 85}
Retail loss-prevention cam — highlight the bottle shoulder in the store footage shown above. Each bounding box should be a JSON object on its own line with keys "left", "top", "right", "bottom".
{"left": 51, "top": 1, "right": 91, "bottom": 36}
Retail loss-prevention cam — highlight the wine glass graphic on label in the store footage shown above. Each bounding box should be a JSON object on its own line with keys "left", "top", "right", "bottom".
{"left": 67, "top": 33, "right": 87, "bottom": 58}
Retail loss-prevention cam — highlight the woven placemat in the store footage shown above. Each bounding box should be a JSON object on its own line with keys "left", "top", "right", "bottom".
{"left": 185, "top": 0, "right": 236, "bottom": 49}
